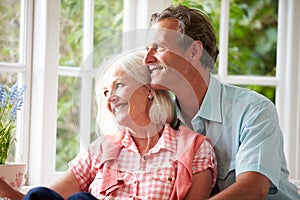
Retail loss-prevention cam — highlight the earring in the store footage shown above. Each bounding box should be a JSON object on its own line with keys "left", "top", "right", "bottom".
{"left": 148, "top": 94, "right": 153, "bottom": 100}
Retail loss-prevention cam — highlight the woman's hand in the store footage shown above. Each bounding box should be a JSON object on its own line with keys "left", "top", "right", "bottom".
{"left": 0, "top": 177, "right": 25, "bottom": 200}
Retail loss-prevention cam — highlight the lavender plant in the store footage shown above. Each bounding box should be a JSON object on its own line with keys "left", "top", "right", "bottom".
{"left": 0, "top": 84, "right": 26, "bottom": 164}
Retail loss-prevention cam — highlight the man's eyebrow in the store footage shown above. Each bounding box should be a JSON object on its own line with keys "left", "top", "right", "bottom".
{"left": 146, "top": 40, "right": 167, "bottom": 48}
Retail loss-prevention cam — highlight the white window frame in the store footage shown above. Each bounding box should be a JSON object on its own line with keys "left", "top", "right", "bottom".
{"left": 28, "top": 0, "right": 60, "bottom": 185}
{"left": 0, "top": 0, "right": 32, "bottom": 165}
{"left": 26, "top": 0, "right": 299, "bottom": 186}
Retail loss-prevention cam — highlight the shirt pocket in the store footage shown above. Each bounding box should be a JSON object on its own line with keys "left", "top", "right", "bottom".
{"left": 90, "top": 165, "right": 135, "bottom": 196}
{"left": 151, "top": 166, "right": 176, "bottom": 196}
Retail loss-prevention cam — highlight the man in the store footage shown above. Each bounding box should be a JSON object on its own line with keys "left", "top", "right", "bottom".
{"left": 144, "top": 4, "right": 300, "bottom": 200}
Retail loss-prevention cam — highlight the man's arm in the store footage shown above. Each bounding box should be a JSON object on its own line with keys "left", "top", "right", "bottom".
{"left": 0, "top": 178, "right": 25, "bottom": 200}
{"left": 210, "top": 171, "right": 270, "bottom": 200}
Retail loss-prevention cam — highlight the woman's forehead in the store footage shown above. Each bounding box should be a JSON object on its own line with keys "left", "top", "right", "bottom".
{"left": 102, "top": 65, "right": 125, "bottom": 84}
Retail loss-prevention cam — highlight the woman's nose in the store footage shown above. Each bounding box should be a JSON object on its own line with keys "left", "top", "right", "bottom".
{"left": 107, "top": 91, "right": 117, "bottom": 102}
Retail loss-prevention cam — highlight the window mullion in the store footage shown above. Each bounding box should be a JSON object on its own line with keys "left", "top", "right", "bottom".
{"left": 218, "top": 0, "right": 230, "bottom": 81}
{"left": 77, "top": 0, "right": 95, "bottom": 150}
{"left": 29, "top": 0, "right": 60, "bottom": 185}
{"left": 15, "top": 0, "right": 34, "bottom": 166}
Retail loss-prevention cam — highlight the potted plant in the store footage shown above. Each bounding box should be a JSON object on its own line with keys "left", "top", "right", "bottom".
{"left": 0, "top": 83, "right": 27, "bottom": 190}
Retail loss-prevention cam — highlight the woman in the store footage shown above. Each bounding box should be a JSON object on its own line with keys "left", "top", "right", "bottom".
{"left": 1, "top": 52, "right": 216, "bottom": 200}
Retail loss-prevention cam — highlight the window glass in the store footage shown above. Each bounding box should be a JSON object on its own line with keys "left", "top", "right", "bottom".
{"left": 228, "top": 0, "right": 278, "bottom": 76}
{"left": 0, "top": 0, "right": 20, "bottom": 63}
{"left": 0, "top": 71, "right": 19, "bottom": 162}
{"left": 56, "top": 76, "right": 80, "bottom": 171}
{"left": 59, "top": 0, "right": 84, "bottom": 67}
{"left": 93, "top": 0, "right": 123, "bottom": 47}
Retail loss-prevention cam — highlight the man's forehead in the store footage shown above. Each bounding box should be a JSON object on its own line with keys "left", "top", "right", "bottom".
{"left": 146, "top": 28, "right": 181, "bottom": 47}
{"left": 146, "top": 27, "right": 193, "bottom": 47}
{"left": 147, "top": 27, "right": 178, "bottom": 40}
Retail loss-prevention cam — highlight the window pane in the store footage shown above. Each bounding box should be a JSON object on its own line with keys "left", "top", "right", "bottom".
{"left": 56, "top": 75, "right": 98, "bottom": 171}
{"left": 0, "top": 0, "right": 20, "bottom": 63}
{"left": 0, "top": 72, "right": 20, "bottom": 162}
{"left": 56, "top": 76, "right": 80, "bottom": 171}
{"left": 59, "top": 0, "right": 84, "bottom": 67}
{"left": 228, "top": 0, "right": 278, "bottom": 76}
{"left": 93, "top": 0, "right": 123, "bottom": 47}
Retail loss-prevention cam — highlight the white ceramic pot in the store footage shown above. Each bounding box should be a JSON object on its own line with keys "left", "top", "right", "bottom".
{"left": 0, "top": 163, "right": 27, "bottom": 190}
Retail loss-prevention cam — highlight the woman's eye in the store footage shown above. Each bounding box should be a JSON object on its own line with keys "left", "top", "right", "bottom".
{"left": 103, "top": 90, "right": 109, "bottom": 97}
{"left": 116, "top": 83, "right": 124, "bottom": 89}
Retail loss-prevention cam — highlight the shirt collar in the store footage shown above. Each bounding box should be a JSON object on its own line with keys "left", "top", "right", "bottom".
{"left": 197, "top": 75, "right": 222, "bottom": 122}
{"left": 121, "top": 124, "right": 177, "bottom": 154}
{"left": 176, "top": 75, "right": 223, "bottom": 124}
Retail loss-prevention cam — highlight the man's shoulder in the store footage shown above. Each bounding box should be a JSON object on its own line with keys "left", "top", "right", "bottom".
{"left": 221, "top": 81, "right": 272, "bottom": 106}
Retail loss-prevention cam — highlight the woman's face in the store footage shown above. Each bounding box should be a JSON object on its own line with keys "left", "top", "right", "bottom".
{"left": 101, "top": 65, "right": 151, "bottom": 127}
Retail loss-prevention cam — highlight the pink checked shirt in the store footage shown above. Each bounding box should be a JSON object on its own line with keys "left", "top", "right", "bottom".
{"left": 69, "top": 124, "right": 217, "bottom": 200}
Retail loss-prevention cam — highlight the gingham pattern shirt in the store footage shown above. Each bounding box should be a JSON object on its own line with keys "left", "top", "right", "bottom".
{"left": 69, "top": 124, "right": 217, "bottom": 200}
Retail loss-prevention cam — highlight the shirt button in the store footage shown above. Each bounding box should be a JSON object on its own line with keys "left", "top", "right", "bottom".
{"left": 168, "top": 177, "right": 173, "bottom": 181}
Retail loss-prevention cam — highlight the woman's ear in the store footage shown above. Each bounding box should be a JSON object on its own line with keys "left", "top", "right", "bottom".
{"left": 146, "top": 87, "right": 156, "bottom": 100}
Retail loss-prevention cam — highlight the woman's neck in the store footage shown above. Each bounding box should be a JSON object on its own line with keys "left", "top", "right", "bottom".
{"left": 129, "top": 124, "right": 164, "bottom": 154}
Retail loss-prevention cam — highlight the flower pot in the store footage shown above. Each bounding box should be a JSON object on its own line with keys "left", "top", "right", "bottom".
{"left": 0, "top": 163, "right": 27, "bottom": 190}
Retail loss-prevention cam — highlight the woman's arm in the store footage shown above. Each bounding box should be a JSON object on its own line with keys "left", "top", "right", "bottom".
{"left": 0, "top": 169, "right": 82, "bottom": 200}
{"left": 0, "top": 178, "right": 25, "bottom": 200}
{"left": 184, "top": 169, "right": 213, "bottom": 200}
{"left": 49, "top": 168, "right": 82, "bottom": 199}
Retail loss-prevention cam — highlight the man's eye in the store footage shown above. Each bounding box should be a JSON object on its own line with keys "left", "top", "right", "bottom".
{"left": 156, "top": 45, "right": 165, "bottom": 52}
{"left": 146, "top": 44, "right": 166, "bottom": 52}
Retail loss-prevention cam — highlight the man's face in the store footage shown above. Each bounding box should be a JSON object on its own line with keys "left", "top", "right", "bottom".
{"left": 144, "top": 18, "right": 194, "bottom": 91}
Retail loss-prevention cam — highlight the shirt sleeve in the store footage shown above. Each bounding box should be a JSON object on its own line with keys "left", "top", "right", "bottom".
{"left": 236, "top": 101, "right": 283, "bottom": 187}
{"left": 192, "top": 139, "right": 217, "bottom": 187}
{"left": 68, "top": 139, "right": 102, "bottom": 191}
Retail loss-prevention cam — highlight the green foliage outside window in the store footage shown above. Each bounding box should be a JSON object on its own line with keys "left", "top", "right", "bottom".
{"left": 0, "top": 0, "right": 20, "bottom": 63}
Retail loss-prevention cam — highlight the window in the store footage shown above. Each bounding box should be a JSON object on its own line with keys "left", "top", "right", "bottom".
{"left": 2, "top": 0, "right": 298, "bottom": 186}
{"left": 0, "top": 0, "right": 32, "bottom": 165}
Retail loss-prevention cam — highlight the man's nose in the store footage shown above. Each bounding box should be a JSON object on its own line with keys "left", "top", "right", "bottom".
{"left": 143, "top": 48, "right": 156, "bottom": 64}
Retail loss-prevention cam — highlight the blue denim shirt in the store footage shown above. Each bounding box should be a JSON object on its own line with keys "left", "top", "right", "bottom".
{"left": 176, "top": 75, "right": 299, "bottom": 199}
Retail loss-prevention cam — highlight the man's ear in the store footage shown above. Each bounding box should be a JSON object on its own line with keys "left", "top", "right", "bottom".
{"left": 190, "top": 40, "right": 203, "bottom": 61}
